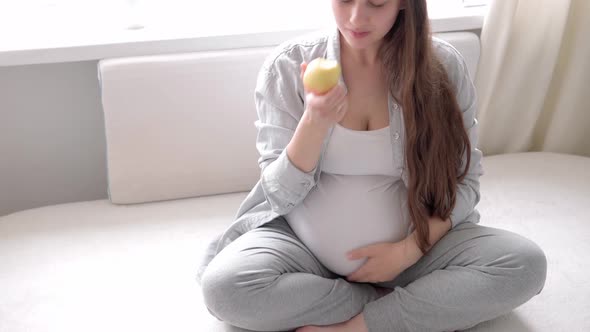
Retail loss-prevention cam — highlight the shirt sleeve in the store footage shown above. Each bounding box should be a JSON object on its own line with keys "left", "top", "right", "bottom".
{"left": 254, "top": 60, "right": 317, "bottom": 216}
{"left": 444, "top": 46, "right": 485, "bottom": 229}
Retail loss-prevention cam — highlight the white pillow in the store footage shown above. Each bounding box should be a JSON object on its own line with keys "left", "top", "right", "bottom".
{"left": 98, "top": 48, "right": 273, "bottom": 204}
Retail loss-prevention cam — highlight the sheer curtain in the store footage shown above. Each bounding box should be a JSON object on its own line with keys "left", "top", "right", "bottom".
{"left": 474, "top": 0, "right": 590, "bottom": 157}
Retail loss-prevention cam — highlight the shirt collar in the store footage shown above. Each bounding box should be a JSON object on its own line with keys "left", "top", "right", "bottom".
{"left": 325, "top": 25, "right": 348, "bottom": 94}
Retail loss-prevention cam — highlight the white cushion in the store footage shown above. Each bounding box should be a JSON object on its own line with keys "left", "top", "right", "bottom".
{"left": 98, "top": 48, "right": 272, "bottom": 204}
{"left": 97, "top": 32, "right": 479, "bottom": 205}
{"left": 1, "top": 152, "right": 589, "bottom": 331}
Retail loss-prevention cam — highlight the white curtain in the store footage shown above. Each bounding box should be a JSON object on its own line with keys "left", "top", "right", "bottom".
{"left": 475, "top": 0, "right": 590, "bottom": 157}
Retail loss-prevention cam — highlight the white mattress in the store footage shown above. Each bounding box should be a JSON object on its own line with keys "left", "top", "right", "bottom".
{"left": 1, "top": 152, "right": 589, "bottom": 332}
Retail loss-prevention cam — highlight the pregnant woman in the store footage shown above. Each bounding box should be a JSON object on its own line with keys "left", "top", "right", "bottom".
{"left": 198, "top": 1, "right": 547, "bottom": 331}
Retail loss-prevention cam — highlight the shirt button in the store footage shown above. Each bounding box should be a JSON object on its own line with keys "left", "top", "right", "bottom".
{"left": 394, "top": 132, "right": 400, "bottom": 140}
{"left": 393, "top": 104, "right": 399, "bottom": 110}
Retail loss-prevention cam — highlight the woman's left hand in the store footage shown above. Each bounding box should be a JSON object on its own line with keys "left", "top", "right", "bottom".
{"left": 346, "top": 237, "right": 423, "bottom": 283}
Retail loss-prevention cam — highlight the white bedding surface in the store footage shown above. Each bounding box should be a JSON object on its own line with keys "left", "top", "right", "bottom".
{"left": 1, "top": 152, "right": 588, "bottom": 332}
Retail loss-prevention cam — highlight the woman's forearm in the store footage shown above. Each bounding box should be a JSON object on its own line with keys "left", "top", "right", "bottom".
{"left": 286, "top": 111, "right": 330, "bottom": 173}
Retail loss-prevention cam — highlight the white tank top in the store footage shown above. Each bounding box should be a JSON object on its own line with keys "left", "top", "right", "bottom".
{"left": 285, "top": 123, "right": 413, "bottom": 276}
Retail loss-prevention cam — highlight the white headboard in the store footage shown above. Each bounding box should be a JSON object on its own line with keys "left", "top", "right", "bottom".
{"left": 98, "top": 31, "right": 480, "bottom": 204}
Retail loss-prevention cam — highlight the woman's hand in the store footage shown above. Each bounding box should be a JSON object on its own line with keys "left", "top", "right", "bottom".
{"left": 300, "top": 62, "right": 348, "bottom": 129}
{"left": 346, "top": 236, "right": 424, "bottom": 283}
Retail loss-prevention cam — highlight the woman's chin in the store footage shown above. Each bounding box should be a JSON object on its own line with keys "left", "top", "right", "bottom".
{"left": 342, "top": 36, "right": 381, "bottom": 51}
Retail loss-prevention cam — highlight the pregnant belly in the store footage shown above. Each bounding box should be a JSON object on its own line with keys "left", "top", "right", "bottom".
{"left": 285, "top": 174, "right": 412, "bottom": 276}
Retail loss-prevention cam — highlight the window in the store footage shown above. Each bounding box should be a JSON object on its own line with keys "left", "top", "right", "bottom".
{"left": 462, "top": 0, "right": 489, "bottom": 7}
{"left": 0, "top": 0, "right": 489, "bottom": 54}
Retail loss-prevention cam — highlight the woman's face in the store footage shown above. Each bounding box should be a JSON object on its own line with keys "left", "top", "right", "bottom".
{"left": 331, "top": 0, "right": 405, "bottom": 50}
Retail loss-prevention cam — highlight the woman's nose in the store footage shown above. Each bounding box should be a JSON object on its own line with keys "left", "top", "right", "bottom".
{"left": 350, "top": 4, "right": 370, "bottom": 26}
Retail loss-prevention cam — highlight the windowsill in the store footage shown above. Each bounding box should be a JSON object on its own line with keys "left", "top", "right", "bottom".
{"left": 0, "top": 2, "right": 488, "bottom": 67}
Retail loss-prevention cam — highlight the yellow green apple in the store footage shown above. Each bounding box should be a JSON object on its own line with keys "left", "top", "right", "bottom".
{"left": 303, "top": 58, "right": 341, "bottom": 95}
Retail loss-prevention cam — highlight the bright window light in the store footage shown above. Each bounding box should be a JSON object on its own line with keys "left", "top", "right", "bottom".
{"left": 0, "top": 0, "right": 488, "bottom": 54}
{"left": 2, "top": 0, "right": 488, "bottom": 32}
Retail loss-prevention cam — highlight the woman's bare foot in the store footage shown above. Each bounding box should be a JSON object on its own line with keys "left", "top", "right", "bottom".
{"left": 295, "top": 313, "right": 369, "bottom": 332}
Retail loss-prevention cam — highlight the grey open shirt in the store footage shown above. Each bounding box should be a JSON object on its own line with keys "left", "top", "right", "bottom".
{"left": 197, "top": 26, "right": 484, "bottom": 283}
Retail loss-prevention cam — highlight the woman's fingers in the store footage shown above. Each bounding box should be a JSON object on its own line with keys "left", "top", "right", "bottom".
{"left": 301, "top": 65, "right": 348, "bottom": 125}
{"left": 326, "top": 84, "right": 346, "bottom": 103}
{"left": 300, "top": 62, "right": 308, "bottom": 81}
{"left": 339, "top": 100, "right": 348, "bottom": 115}
{"left": 308, "top": 85, "right": 344, "bottom": 108}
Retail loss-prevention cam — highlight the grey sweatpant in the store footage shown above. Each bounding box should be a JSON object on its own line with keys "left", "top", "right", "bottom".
{"left": 200, "top": 217, "right": 547, "bottom": 332}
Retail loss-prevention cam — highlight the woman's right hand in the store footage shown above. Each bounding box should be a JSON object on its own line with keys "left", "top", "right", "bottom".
{"left": 300, "top": 62, "right": 349, "bottom": 129}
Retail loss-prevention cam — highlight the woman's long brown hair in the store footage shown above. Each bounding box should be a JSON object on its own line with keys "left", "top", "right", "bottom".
{"left": 378, "top": 0, "right": 471, "bottom": 254}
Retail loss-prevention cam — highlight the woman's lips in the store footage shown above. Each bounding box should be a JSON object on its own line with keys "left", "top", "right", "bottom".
{"left": 350, "top": 30, "right": 370, "bottom": 39}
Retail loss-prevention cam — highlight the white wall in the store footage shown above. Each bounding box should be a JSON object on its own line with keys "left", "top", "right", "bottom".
{"left": 0, "top": 61, "right": 108, "bottom": 216}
